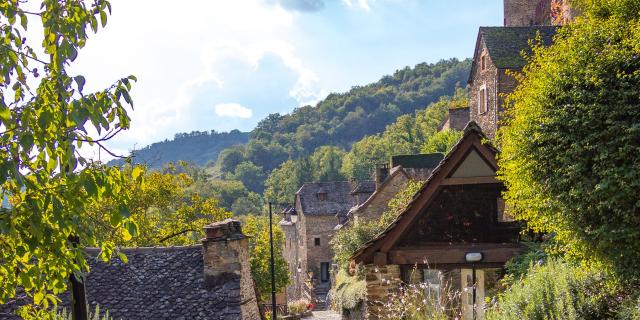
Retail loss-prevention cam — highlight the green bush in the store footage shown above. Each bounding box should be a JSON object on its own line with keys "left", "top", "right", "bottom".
{"left": 330, "top": 269, "right": 367, "bottom": 313}
{"left": 485, "top": 259, "right": 615, "bottom": 320}
{"left": 498, "top": 0, "right": 640, "bottom": 279}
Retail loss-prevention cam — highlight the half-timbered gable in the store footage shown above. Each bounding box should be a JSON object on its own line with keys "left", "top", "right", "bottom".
{"left": 351, "top": 122, "right": 522, "bottom": 320}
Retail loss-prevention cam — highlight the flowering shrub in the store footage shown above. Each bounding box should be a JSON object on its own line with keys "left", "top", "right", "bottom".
{"left": 378, "top": 275, "right": 461, "bottom": 320}
{"left": 287, "top": 298, "right": 310, "bottom": 315}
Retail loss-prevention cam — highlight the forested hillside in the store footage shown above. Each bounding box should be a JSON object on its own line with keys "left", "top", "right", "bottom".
{"left": 109, "top": 130, "right": 249, "bottom": 168}
{"left": 218, "top": 58, "right": 471, "bottom": 175}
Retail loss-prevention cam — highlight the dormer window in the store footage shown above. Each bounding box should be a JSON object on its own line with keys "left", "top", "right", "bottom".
{"left": 318, "top": 192, "right": 327, "bottom": 201}
{"left": 478, "top": 85, "right": 488, "bottom": 114}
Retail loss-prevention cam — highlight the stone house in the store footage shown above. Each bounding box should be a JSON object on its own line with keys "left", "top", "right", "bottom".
{"left": 282, "top": 181, "right": 372, "bottom": 302}
{"left": 351, "top": 123, "right": 523, "bottom": 320}
{"left": 0, "top": 219, "right": 260, "bottom": 320}
{"left": 347, "top": 153, "right": 444, "bottom": 224}
{"left": 437, "top": 107, "right": 470, "bottom": 132}
{"left": 468, "top": 25, "right": 558, "bottom": 139}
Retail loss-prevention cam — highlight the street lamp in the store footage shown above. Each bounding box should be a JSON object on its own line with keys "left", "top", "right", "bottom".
{"left": 465, "top": 252, "right": 483, "bottom": 320}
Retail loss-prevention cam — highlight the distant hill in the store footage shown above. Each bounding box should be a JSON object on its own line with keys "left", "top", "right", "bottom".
{"left": 228, "top": 58, "right": 472, "bottom": 173}
{"left": 108, "top": 130, "right": 249, "bottom": 169}
{"left": 113, "top": 58, "right": 471, "bottom": 172}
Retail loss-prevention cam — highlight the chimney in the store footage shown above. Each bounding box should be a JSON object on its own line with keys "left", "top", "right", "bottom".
{"left": 374, "top": 163, "right": 390, "bottom": 190}
{"left": 202, "top": 219, "right": 260, "bottom": 319}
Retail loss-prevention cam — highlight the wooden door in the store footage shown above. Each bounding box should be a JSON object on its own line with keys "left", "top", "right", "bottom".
{"left": 461, "top": 268, "right": 485, "bottom": 320}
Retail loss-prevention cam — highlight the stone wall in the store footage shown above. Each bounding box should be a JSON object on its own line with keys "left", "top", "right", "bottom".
{"left": 440, "top": 108, "right": 470, "bottom": 132}
{"left": 305, "top": 214, "right": 338, "bottom": 284}
{"left": 504, "top": 0, "right": 542, "bottom": 26}
{"left": 282, "top": 221, "right": 302, "bottom": 301}
{"left": 364, "top": 264, "right": 401, "bottom": 320}
{"left": 202, "top": 219, "right": 260, "bottom": 320}
{"left": 353, "top": 172, "right": 409, "bottom": 223}
{"left": 469, "top": 42, "right": 500, "bottom": 140}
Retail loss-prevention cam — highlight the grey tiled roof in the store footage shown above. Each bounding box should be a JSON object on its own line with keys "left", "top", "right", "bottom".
{"left": 0, "top": 246, "right": 243, "bottom": 320}
{"left": 351, "top": 180, "right": 375, "bottom": 195}
{"left": 480, "top": 26, "right": 559, "bottom": 69}
{"left": 297, "top": 181, "right": 354, "bottom": 217}
{"left": 391, "top": 153, "right": 444, "bottom": 170}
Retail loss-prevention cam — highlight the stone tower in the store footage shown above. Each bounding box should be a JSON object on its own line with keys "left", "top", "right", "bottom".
{"left": 504, "top": 0, "right": 574, "bottom": 26}
{"left": 504, "top": 0, "right": 544, "bottom": 26}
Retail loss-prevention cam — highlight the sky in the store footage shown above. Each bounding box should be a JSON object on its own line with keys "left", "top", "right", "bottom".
{"left": 63, "top": 0, "right": 504, "bottom": 158}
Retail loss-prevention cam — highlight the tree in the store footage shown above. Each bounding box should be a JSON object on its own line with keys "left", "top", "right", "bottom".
{"left": 498, "top": 0, "right": 640, "bottom": 279}
{"left": 264, "top": 158, "right": 312, "bottom": 205}
{"left": 309, "top": 146, "right": 346, "bottom": 182}
{"left": 231, "top": 192, "right": 263, "bottom": 216}
{"left": 228, "top": 161, "right": 266, "bottom": 194}
{"left": 0, "top": 1, "right": 137, "bottom": 317}
{"left": 341, "top": 90, "right": 468, "bottom": 180}
{"left": 240, "top": 215, "right": 289, "bottom": 301}
{"left": 421, "top": 129, "right": 462, "bottom": 154}
{"left": 196, "top": 178, "right": 249, "bottom": 210}
{"left": 87, "top": 166, "right": 232, "bottom": 247}
{"left": 217, "top": 146, "right": 245, "bottom": 174}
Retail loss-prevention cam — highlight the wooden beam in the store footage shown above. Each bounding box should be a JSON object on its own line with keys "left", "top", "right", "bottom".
{"left": 388, "top": 244, "right": 524, "bottom": 265}
{"left": 441, "top": 176, "right": 501, "bottom": 185}
{"left": 373, "top": 252, "right": 388, "bottom": 266}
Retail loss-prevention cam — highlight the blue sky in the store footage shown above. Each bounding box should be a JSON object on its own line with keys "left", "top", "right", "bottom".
{"left": 67, "top": 0, "right": 503, "bottom": 157}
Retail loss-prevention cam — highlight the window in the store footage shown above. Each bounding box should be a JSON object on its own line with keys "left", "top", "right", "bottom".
{"left": 314, "top": 237, "right": 321, "bottom": 246}
{"left": 497, "top": 198, "right": 515, "bottom": 222}
{"left": 481, "top": 54, "right": 486, "bottom": 71}
{"left": 478, "top": 86, "right": 487, "bottom": 114}
{"left": 422, "top": 270, "right": 442, "bottom": 299}
{"left": 317, "top": 192, "right": 327, "bottom": 201}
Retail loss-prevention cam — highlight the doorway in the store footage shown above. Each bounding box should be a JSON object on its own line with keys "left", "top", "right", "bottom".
{"left": 320, "top": 262, "right": 330, "bottom": 283}
{"left": 461, "top": 268, "right": 485, "bottom": 320}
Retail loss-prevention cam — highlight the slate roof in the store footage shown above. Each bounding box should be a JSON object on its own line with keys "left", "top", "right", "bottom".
{"left": 480, "top": 26, "right": 559, "bottom": 69}
{"left": 351, "top": 180, "right": 375, "bottom": 195}
{"left": 0, "top": 246, "right": 244, "bottom": 320}
{"left": 391, "top": 153, "right": 445, "bottom": 170}
{"left": 297, "top": 181, "right": 354, "bottom": 217}
{"left": 352, "top": 122, "right": 499, "bottom": 263}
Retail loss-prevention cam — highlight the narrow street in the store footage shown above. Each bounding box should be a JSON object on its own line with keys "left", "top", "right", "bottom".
{"left": 303, "top": 310, "right": 342, "bottom": 320}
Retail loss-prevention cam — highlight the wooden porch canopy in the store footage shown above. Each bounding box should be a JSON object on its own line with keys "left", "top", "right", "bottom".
{"left": 351, "top": 122, "right": 523, "bottom": 267}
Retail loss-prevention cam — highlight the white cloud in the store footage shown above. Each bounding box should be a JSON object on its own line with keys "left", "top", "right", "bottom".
{"left": 342, "top": 0, "right": 373, "bottom": 11}
{"left": 63, "top": 0, "right": 325, "bottom": 156}
{"left": 214, "top": 103, "right": 253, "bottom": 118}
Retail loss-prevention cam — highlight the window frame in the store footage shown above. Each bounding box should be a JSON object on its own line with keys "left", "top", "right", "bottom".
{"left": 478, "top": 84, "right": 488, "bottom": 115}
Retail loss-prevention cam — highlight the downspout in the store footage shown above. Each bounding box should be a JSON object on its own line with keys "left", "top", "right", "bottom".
{"left": 494, "top": 68, "right": 499, "bottom": 139}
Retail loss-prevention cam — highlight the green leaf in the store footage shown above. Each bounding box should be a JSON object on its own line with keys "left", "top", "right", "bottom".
{"left": 83, "top": 176, "right": 98, "bottom": 196}
{"left": 0, "top": 105, "right": 10, "bottom": 123}
{"left": 118, "top": 204, "right": 130, "bottom": 218}
{"left": 100, "top": 10, "right": 107, "bottom": 27}
{"left": 74, "top": 75, "right": 86, "bottom": 93}
{"left": 33, "top": 291, "right": 44, "bottom": 305}
{"left": 117, "top": 251, "right": 128, "bottom": 264}
{"left": 125, "top": 220, "right": 139, "bottom": 237}
{"left": 20, "top": 13, "right": 28, "bottom": 30}
{"left": 132, "top": 166, "right": 143, "bottom": 181}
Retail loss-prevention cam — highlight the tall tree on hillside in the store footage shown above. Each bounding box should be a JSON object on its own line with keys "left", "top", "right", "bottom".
{"left": 0, "top": 1, "right": 137, "bottom": 317}
{"left": 498, "top": 0, "right": 640, "bottom": 279}
{"left": 309, "top": 146, "right": 346, "bottom": 182}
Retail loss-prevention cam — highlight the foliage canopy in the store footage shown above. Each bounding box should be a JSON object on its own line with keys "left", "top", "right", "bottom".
{"left": 0, "top": 0, "right": 137, "bottom": 316}
{"left": 497, "top": 0, "right": 640, "bottom": 279}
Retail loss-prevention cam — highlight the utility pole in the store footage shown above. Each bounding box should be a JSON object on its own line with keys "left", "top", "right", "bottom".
{"left": 268, "top": 202, "right": 277, "bottom": 320}
{"left": 69, "top": 235, "right": 88, "bottom": 320}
